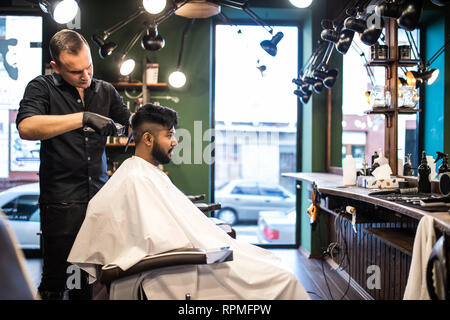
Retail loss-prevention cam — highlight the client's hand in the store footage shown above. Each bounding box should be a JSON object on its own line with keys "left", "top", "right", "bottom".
{"left": 82, "top": 112, "right": 118, "bottom": 136}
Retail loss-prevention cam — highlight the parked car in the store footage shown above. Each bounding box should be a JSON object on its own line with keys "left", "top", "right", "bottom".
{"left": 257, "top": 209, "right": 296, "bottom": 244}
{"left": 214, "top": 179, "right": 295, "bottom": 225}
{"left": 0, "top": 183, "right": 40, "bottom": 250}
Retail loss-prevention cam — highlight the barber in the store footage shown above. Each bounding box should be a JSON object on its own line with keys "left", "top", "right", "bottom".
{"left": 16, "top": 29, "right": 131, "bottom": 300}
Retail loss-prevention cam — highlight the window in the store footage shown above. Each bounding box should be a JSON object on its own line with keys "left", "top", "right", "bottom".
{"left": 260, "top": 186, "right": 285, "bottom": 198}
{"left": 231, "top": 183, "right": 259, "bottom": 195}
{"left": 0, "top": 14, "right": 42, "bottom": 179}
{"left": 2, "top": 194, "right": 39, "bottom": 221}
{"left": 214, "top": 24, "right": 299, "bottom": 245}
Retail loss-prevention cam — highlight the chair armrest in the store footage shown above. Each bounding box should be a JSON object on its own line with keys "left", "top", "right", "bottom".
{"left": 98, "top": 247, "right": 233, "bottom": 285}
{"left": 187, "top": 194, "right": 206, "bottom": 202}
{"left": 196, "top": 203, "right": 221, "bottom": 212}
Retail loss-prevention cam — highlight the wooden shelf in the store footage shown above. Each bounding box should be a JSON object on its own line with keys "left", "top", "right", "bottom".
{"left": 367, "top": 59, "right": 421, "bottom": 67}
{"left": 363, "top": 227, "right": 415, "bottom": 256}
{"left": 364, "top": 108, "right": 421, "bottom": 115}
{"left": 106, "top": 143, "right": 135, "bottom": 147}
{"left": 111, "top": 82, "right": 168, "bottom": 89}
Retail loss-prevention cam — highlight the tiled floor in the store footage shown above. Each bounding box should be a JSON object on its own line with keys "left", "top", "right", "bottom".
{"left": 24, "top": 248, "right": 365, "bottom": 300}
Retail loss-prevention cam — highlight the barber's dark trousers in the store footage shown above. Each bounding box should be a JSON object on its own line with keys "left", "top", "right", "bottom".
{"left": 38, "top": 203, "right": 92, "bottom": 300}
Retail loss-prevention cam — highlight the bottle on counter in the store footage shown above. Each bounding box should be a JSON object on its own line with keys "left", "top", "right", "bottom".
{"left": 403, "top": 153, "right": 413, "bottom": 176}
{"left": 435, "top": 151, "right": 450, "bottom": 178}
{"left": 343, "top": 154, "right": 357, "bottom": 186}
{"left": 371, "top": 150, "right": 379, "bottom": 167}
{"left": 418, "top": 151, "right": 431, "bottom": 193}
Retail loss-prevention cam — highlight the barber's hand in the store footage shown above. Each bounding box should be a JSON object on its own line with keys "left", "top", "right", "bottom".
{"left": 82, "top": 112, "right": 118, "bottom": 136}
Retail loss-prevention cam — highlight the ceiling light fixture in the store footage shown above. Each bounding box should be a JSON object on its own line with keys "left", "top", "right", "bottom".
{"left": 289, "top": 0, "right": 313, "bottom": 9}
{"left": 31, "top": 0, "right": 80, "bottom": 24}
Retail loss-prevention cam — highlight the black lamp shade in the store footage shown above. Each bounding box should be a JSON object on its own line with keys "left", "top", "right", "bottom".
{"left": 313, "top": 69, "right": 328, "bottom": 80}
{"left": 300, "top": 92, "right": 312, "bottom": 104}
{"left": 313, "top": 80, "right": 324, "bottom": 93}
{"left": 92, "top": 34, "right": 117, "bottom": 59}
{"left": 299, "top": 83, "right": 311, "bottom": 94}
{"left": 294, "top": 89, "right": 312, "bottom": 104}
{"left": 302, "top": 76, "right": 316, "bottom": 85}
{"left": 260, "top": 32, "right": 284, "bottom": 57}
{"left": 321, "top": 28, "right": 339, "bottom": 43}
{"left": 344, "top": 17, "right": 366, "bottom": 33}
{"left": 376, "top": 2, "right": 402, "bottom": 18}
{"left": 397, "top": 0, "right": 424, "bottom": 31}
{"left": 335, "top": 29, "right": 355, "bottom": 54}
{"left": 344, "top": 16, "right": 383, "bottom": 46}
{"left": 292, "top": 78, "right": 305, "bottom": 86}
{"left": 323, "top": 69, "right": 338, "bottom": 88}
{"left": 142, "top": 33, "right": 165, "bottom": 51}
{"left": 100, "top": 42, "right": 118, "bottom": 58}
{"left": 142, "top": 26, "right": 165, "bottom": 51}
{"left": 360, "top": 27, "right": 383, "bottom": 46}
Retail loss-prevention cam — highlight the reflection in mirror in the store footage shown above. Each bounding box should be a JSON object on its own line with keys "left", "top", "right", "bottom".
{"left": 398, "top": 113, "right": 418, "bottom": 175}
{"left": 397, "top": 28, "right": 420, "bottom": 176}
{"left": 342, "top": 35, "right": 386, "bottom": 170}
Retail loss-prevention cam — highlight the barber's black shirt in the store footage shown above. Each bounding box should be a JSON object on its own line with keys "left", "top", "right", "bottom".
{"left": 16, "top": 73, "right": 131, "bottom": 204}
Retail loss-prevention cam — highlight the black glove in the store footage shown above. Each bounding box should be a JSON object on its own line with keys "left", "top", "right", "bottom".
{"left": 82, "top": 112, "right": 118, "bottom": 136}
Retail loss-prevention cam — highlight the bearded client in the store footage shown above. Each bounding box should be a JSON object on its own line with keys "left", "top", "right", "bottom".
{"left": 68, "top": 104, "right": 309, "bottom": 300}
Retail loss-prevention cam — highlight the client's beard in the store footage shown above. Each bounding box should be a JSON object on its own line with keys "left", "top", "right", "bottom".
{"left": 152, "top": 140, "right": 173, "bottom": 165}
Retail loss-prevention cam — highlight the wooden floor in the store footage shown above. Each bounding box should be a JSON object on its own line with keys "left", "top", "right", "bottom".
{"left": 26, "top": 248, "right": 367, "bottom": 300}
{"left": 268, "top": 248, "right": 367, "bottom": 300}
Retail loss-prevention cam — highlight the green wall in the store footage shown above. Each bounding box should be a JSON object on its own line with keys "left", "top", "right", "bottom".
{"left": 80, "top": 0, "right": 212, "bottom": 198}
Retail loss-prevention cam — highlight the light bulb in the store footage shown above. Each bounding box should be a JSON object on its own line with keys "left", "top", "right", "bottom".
{"left": 120, "top": 59, "right": 135, "bottom": 76}
{"left": 168, "top": 70, "right": 186, "bottom": 88}
{"left": 427, "top": 69, "right": 439, "bottom": 85}
{"left": 289, "top": 0, "right": 313, "bottom": 8}
{"left": 143, "top": 0, "right": 167, "bottom": 14}
{"left": 53, "top": 0, "right": 79, "bottom": 24}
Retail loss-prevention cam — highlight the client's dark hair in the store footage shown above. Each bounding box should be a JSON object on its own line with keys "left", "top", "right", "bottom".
{"left": 132, "top": 103, "right": 178, "bottom": 145}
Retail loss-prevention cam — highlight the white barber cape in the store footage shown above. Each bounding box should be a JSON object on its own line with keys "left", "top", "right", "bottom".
{"left": 68, "top": 156, "right": 309, "bottom": 300}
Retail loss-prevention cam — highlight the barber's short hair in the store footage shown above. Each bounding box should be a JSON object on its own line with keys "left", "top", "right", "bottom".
{"left": 132, "top": 103, "right": 178, "bottom": 145}
{"left": 49, "top": 29, "right": 89, "bottom": 65}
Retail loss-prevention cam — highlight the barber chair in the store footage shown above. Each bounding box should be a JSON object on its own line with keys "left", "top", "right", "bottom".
{"left": 426, "top": 234, "right": 450, "bottom": 300}
{"left": 188, "top": 194, "right": 236, "bottom": 239}
{"left": 97, "top": 247, "right": 233, "bottom": 300}
{"left": 0, "top": 211, "right": 37, "bottom": 300}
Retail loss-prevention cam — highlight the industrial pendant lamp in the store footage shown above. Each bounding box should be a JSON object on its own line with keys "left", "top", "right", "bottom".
{"left": 168, "top": 19, "right": 195, "bottom": 88}
{"left": 406, "top": 69, "right": 439, "bottom": 87}
{"left": 38, "top": 0, "right": 79, "bottom": 24}
{"left": 260, "top": 32, "right": 284, "bottom": 57}
{"left": 344, "top": 16, "right": 384, "bottom": 46}
{"left": 405, "top": 31, "right": 450, "bottom": 88}
{"left": 92, "top": 35, "right": 117, "bottom": 59}
{"left": 397, "top": 0, "right": 424, "bottom": 31}
{"left": 141, "top": 24, "right": 165, "bottom": 51}
{"left": 376, "top": 1, "right": 402, "bottom": 18}
{"left": 320, "top": 27, "right": 354, "bottom": 55}
{"left": 118, "top": 24, "right": 148, "bottom": 76}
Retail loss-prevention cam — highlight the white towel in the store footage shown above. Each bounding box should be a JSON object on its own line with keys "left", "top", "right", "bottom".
{"left": 403, "top": 215, "right": 437, "bottom": 300}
